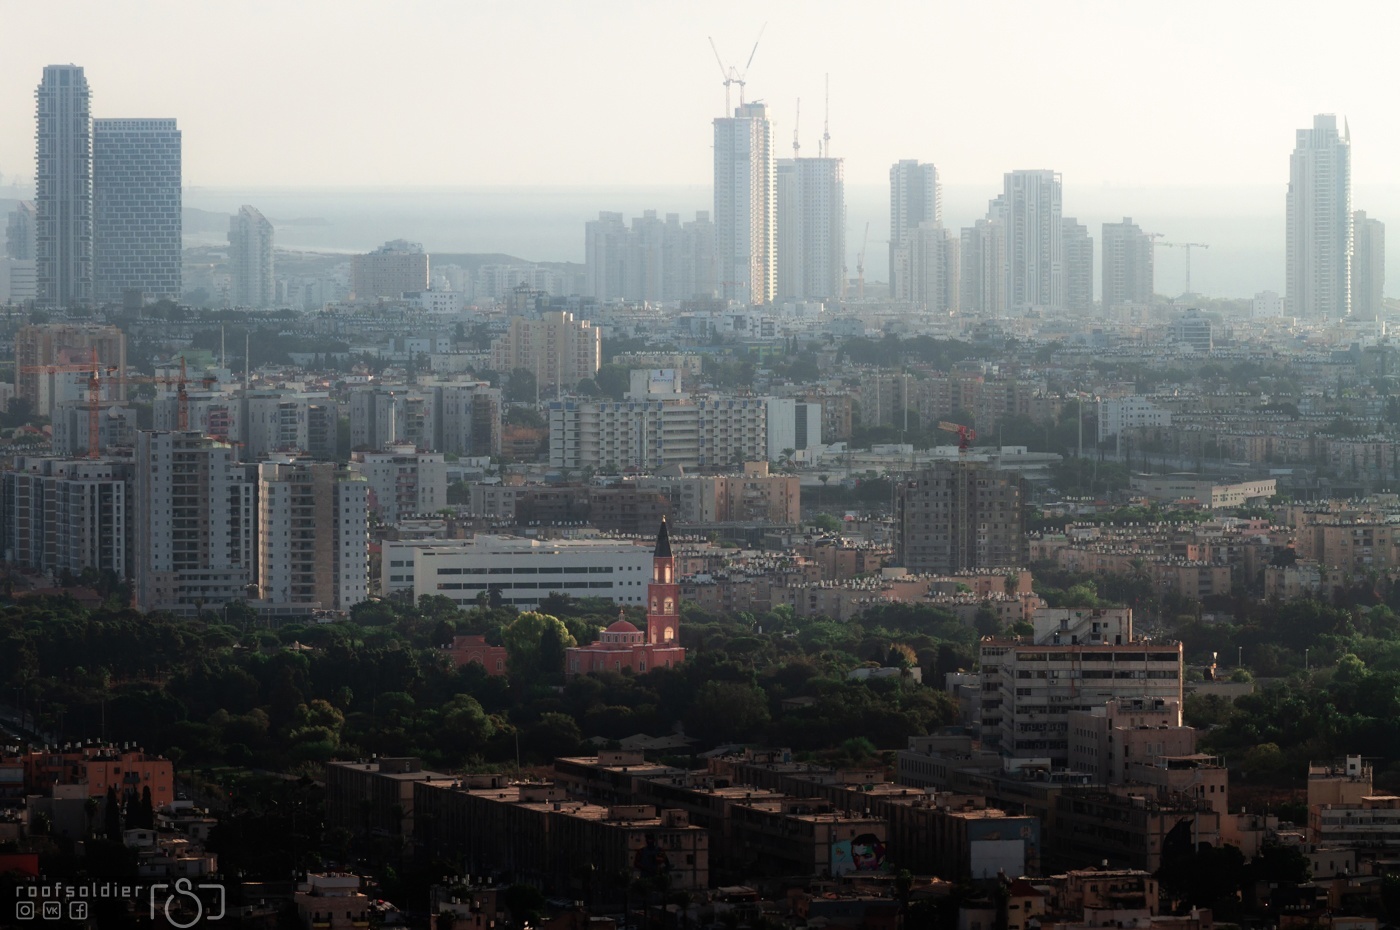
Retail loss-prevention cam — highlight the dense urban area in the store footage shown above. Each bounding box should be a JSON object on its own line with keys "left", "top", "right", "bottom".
{"left": 1, "top": 50, "right": 1400, "bottom": 930}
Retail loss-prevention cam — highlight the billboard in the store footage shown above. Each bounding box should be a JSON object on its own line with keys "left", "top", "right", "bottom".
{"left": 966, "top": 818, "right": 1040, "bottom": 879}
{"left": 831, "top": 833, "right": 887, "bottom": 876}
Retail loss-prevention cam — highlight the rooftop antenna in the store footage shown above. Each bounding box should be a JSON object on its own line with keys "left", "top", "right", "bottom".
{"left": 822, "top": 73, "right": 831, "bottom": 158}
{"left": 708, "top": 23, "right": 767, "bottom": 114}
{"left": 793, "top": 98, "right": 801, "bottom": 158}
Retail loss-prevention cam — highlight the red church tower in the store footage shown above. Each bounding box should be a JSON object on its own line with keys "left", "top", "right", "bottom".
{"left": 647, "top": 517, "right": 679, "bottom": 645}
{"left": 563, "top": 520, "right": 686, "bottom": 677}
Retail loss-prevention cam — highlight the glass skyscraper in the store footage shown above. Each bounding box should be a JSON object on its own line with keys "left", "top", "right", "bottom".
{"left": 93, "top": 118, "right": 182, "bottom": 303}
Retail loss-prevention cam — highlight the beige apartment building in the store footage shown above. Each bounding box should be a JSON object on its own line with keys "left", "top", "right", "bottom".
{"left": 490, "top": 311, "right": 601, "bottom": 393}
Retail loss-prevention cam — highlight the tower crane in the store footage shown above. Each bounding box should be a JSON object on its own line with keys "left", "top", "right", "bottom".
{"left": 1157, "top": 240, "right": 1210, "bottom": 296}
{"left": 938, "top": 420, "right": 976, "bottom": 453}
{"left": 707, "top": 24, "right": 766, "bottom": 114}
{"left": 821, "top": 73, "right": 831, "bottom": 158}
{"left": 792, "top": 98, "right": 800, "bottom": 158}
{"left": 104, "top": 358, "right": 217, "bottom": 432}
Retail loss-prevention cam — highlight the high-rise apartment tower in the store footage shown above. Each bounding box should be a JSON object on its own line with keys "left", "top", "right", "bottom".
{"left": 1287, "top": 114, "right": 1352, "bottom": 318}
{"left": 1003, "top": 170, "right": 1063, "bottom": 311}
{"left": 714, "top": 103, "right": 775, "bottom": 306}
{"left": 889, "top": 160, "right": 940, "bottom": 293}
{"left": 1102, "top": 217, "right": 1154, "bottom": 307}
{"left": 776, "top": 156, "right": 845, "bottom": 301}
{"left": 228, "top": 205, "right": 274, "bottom": 308}
{"left": 35, "top": 65, "right": 93, "bottom": 307}
{"left": 1352, "top": 210, "right": 1385, "bottom": 321}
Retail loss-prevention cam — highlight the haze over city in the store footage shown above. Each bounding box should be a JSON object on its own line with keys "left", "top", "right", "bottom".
{"left": 12, "top": 2, "right": 1400, "bottom": 927}
{"left": 5, "top": 0, "right": 1400, "bottom": 296}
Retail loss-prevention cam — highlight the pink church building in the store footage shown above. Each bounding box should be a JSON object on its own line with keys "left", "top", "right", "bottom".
{"left": 566, "top": 520, "right": 686, "bottom": 676}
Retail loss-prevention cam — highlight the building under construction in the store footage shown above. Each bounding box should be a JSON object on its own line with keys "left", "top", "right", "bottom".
{"left": 895, "top": 460, "right": 1027, "bottom": 573}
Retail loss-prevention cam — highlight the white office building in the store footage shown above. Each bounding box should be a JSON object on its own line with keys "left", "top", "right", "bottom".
{"left": 383, "top": 535, "right": 653, "bottom": 609}
{"left": 1287, "top": 114, "right": 1352, "bottom": 319}
{"left": 714, "top": 102, "right": 775, "bottom": 306}
{"left": 92, "top": 118, "right": 182, "bottom": 303}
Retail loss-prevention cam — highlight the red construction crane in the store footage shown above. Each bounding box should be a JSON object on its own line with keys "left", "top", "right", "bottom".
{"left": 937, "top": 420, "right": 976, "bottom": 453}
{"left": 104, "top": 359, "right": 216, "bottom": 431}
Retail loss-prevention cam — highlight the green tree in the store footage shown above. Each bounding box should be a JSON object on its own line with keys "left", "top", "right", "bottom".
{"left": 501, "top": 611, "right": 577, "bottom": 684}
{"left": 505, "top": 368, "right": 537, "bottom": 403}
{"left": 522, "top": 712, "right": 584, "bottom": 761}
{"left": 595, "top": 363, "right": 630, "bottom": 401}
{"left": 440, "top": 694, "right": 495, "bottom": 751}
{"left": 685, "top": 681, "right": 771, "bottom": 746}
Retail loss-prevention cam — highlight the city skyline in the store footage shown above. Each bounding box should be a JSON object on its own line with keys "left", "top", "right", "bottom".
{"left": 2, "top": 1, "right": 1399, "bottom": 193}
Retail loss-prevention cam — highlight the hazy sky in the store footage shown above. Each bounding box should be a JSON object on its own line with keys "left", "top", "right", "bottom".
{"left": 3, "top": 0, "right": 1400, "bottom": 194}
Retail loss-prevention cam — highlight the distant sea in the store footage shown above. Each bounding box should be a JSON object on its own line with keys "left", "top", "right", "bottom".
{"left": 174, "top": 182, "right": 1400, "bottom": 300}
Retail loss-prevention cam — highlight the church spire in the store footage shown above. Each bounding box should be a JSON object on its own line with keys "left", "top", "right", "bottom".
{"left": 654, "top": 518, "right": 672, "bottom": 559}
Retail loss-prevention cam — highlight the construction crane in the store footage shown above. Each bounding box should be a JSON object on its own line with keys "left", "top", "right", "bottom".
{"left": 707, "top": 24, "right": 766, "bottom": 114}
{"left": 792, "top": 98, "right": 800, "bottom": 158}
{"left": 938, "top": 420, "right": 976, "bottom": 453}
{"left": 821, "top": 73, "right": 831, "bottom": 158}
{"left": 21, "top": 348, "right": 104, "bottom": 459}
{"left": 110, "top": 359, "right": 216, "bottom": 432}
{"left": 937, "top": 420, "right": 977, "bottom": 570}
{"left": 1158, "top": 240, "right": 1210, "bottom": 296}
{"left": 857, "top": 221, "right": 870, "bottom": 300}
